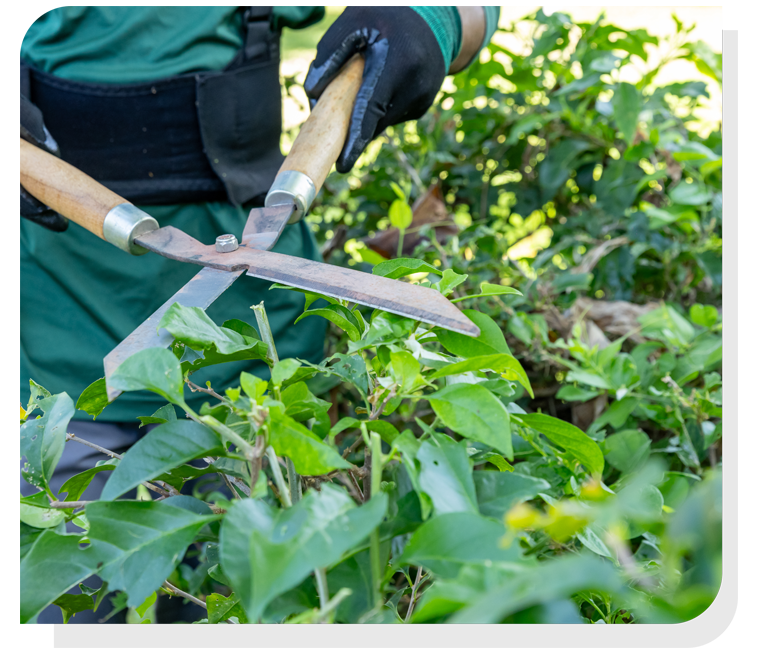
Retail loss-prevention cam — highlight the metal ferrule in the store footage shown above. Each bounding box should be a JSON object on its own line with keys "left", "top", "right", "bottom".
{"left": 102, "top": 204, "right": 160, "bottom": 255}
{"left": 264, "top": 170, "right": 317, "bottom": 224}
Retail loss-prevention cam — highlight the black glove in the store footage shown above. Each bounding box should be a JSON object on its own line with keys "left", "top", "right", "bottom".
{"left": 305, "top": 6, "right": 446, "bottom": 173}
{"left": 21, "top": 94, "right": 68, "bottom": 232}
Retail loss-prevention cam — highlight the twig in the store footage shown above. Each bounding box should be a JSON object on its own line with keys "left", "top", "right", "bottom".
{"left": 252, "top": 302, "right": 279, "bottom": 364}
{"left": 314, "top": 568, "right": 330, "bottom": 613}
{"left": 220, "top": 472, "right": 243, "bottom": 500}
{"left": 50, "top": 500, "right": 90, "bottom": 510}
{"left": 349, "top": 470, "right": 365, "bottom": 502}
{"left": 267, "top": 446, "right": 292, "bottom": 508}
{"left": 404, "top": 565, "right": 425, "bottom": 623}
{"left": 161, "top": 581, "right": 235, "bottom": 624}
{"left": 369, "top": 391, "right": 396, "bottom": 420}
{"left": 336, "top": 472, "right": 363, "bottom": 503}
{"left": 187, "top": 380, "right": 225, "bottom": 402}
{"left": 65, "top": 433, "right": 172, "bottom": 497}
{"left": 287, "top": 458, "right": 302, "bottom": 504}
{"left": 384, "top": 134, "right": 425, "bottom": 193}
{"left": 341, "top": 433, "right": 366, "bottom": 459}
{"left": 66, "top": 433, "right": 122, "bottom": 459}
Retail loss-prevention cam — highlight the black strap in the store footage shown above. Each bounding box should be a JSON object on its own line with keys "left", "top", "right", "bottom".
{"left": 21, "top": 6, "right": 283, "bottom": 207}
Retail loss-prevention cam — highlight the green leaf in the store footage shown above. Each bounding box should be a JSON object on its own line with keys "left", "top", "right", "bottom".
{"left": 594, "top": 396, "right": 638, "bottom": 429}
{"left": 417, "top": 438, "right": 478, "bottom": 515}
{"left": 689, "top": 303, "right": 719, "bottom": 328}
{"left": 602, "top": 429, "right": 651, "bottom": 473}
{"left": 484, "top": 453, "right": 514, "bottom": 472}
{"left": 86, "top": 501, "right": 219, "bottom": 608}
{"left": 268, "top": 415, "right": 351, "bottom": 476}
{"left": 514, "top": 413, "right": 605, "bottom": 476}
{"left": 101, "top": 420, "right": 224, "bottom": 500}
{"left": 565, "top": 369, "right": 612, "bottom": 390}
{"left": 433, "top": 269, "right": 468, "bottom": 296}
{"left": 388, "top": 198, "right": 413, "bottom": 230}
{"left": 451, "top": 282, "right": 523, "bottom": 303}
{"left": 372, "top": 258, "right": 440, "bottom": 280}
{"left": 668, "top": 181, "right": 712, "bottom": 206}
{"left": 134, "top": 591, "right": 157, "bottom": 619}
{"left": 449, "top": 553, "right": 625, "bottom": 624}
{"left": 399, "top": 512, "right": 520, "bottom": 577}
{"left": 240, "top": 371, "right": 269, "bottom": 403}
{"left": 207, "top": 592, "right": 249, "bottom": 624}
{"left": 612, "top": 82, "right": 641, "bottom": 145}
{"left": 311, "top": 353, "right": 369, "bottom": 398}
{"left": 296, "top": 304, "right": 362, "bottom": 342}
{"left": 59, "top": 464, "right": 117, "bottom": 502}
{"left": 53, "top": 592, "right": 95, "bottom": 624}
{"left": 137, "top": 404, "right": 177, "bottom": 427}
{"left": 437, "top": 310, "right": 510, "bottom": 360}
{"left": 158, "top": 303, "right": 260, "bottom": 355}
{"left": 20, "top": 492, "right": 66, "bottom": 529}
{"left": 556, "top": 386, "right": 601, "bottom": 402}
{"left": 20, "top": 392, "right": 74, "bottom": 493}
{"left": 428, "top": 353, "right": 533, "bottom": 398}
{"left": 428, "top": 384, "right": 513, "bottom": 458}
{"left": 109, "top": 348, "right": 185, "bottom": 405}
{"left": 473, "top": 471, "right": 551, "bottom": 518}
{"left": 389, "top": 350, "right": 421, "bottom": 393}
{"left": 21, "top": 530, "right": 100, "bottom": 623}
{"left": 271, "top": 359, "right": 302, "bottom": 387}
{"left": 220, "top": 485, "right": 387, "bottom": 622}
{"left": 76, "top": 378, "right": 111, "bottom": 419}
{"left": 281, "top": 382, "right": 331, "bottom": 430}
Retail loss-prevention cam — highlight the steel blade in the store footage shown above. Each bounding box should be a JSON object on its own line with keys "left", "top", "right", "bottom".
{"left": 242, "top": 204, "right": 296, "bottom": 250}
{"left": 104, "top": 267, "right": 244, "bottom": 402}
{"left": 135, "top": 226, "right": 480, "bottom": 337}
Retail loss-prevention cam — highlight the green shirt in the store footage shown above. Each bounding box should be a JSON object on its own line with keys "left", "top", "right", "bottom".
{"left": 21, "top": 7, "right": 328, "bottom": 421}
{"left": 20, "top": 6, "right": 499, "bottom": 422}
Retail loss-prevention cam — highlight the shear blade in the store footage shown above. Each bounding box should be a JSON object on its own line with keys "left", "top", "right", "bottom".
{"left": 135, "top": 226, "right": 481, "bottom": 337}
{"left": 104, "top": 267, "right": 244, "bottom": 402}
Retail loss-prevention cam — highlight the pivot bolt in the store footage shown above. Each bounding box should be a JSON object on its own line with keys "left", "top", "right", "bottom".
{"left": 215, "top": 234, "right": 239, "bottom": 253}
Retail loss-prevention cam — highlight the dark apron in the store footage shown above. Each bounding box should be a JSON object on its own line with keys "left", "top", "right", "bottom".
{"left": 20, "top": 6, "right": 284, "bottom": 207}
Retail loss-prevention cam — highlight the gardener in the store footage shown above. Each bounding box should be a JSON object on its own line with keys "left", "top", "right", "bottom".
{"left": 20, "top": 6, "right": 499, "bottom": 622}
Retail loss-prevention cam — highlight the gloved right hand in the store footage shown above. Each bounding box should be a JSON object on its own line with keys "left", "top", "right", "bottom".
{"left": 21, "top": 95, "right": 68, "bottom": 232}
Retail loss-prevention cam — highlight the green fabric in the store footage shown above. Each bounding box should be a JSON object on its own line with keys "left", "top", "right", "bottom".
{"left": 21, "top": 6, "right": 323, "bottom": 83}
{"left": 20, "top": 6, "right": 326, "bottom": 422}
{"left": 410, "top": 6, "right": 501, "bottom": 72}
{"left": 20, "top": 5, "right": 496, "bottom": 421}
{"left": 21, "top": 208, "right": 325, "bottom": 423}
{"left": 410, "top": 6, "right": 461, "bottom": 72}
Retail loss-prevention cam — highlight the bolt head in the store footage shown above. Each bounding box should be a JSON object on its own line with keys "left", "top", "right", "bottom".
{"left": 215, "top": 234, "right": 239, "bottom": 253}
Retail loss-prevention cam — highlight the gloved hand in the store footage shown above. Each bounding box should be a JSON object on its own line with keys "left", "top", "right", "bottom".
{"left": 305, "top": 6, "right": 446, "bottom": 173}
{"left": 21, "top": 94, "right": 68, "bottom": 232}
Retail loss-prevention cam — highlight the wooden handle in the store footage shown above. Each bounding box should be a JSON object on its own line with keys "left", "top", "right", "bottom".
{"left": 279, "top": 55, "right": 365, "bottom": 194}
{"left": 20, "top": 138, "right": 128, "bottom": 240}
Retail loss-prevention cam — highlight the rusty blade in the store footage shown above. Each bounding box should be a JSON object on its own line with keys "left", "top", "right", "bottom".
{"left": 135, "top": 226, "right": 481, "bottom": 337}
{"left": 103, "top": 267, "right": 245, "bottom": 402}
{"left": 242, "top": 204, "right": 295, "bottom": 250}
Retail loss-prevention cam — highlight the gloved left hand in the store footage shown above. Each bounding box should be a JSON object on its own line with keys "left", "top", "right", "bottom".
{"left": 305, "top": 6, "right": 446, "bottom": 173}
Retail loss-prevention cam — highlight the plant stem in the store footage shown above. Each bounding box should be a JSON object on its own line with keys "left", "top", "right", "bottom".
{"left": 50, "top": 500, "right": 90, "bottom": 510}
{"left": 286, "top": 457, "right": 302, "bottom": 504}
{"left": 66, "top": 432, "right": 122, "bottom": 459}
{"left": 252, "top": 302, "right": 279, "bottom": 365}
{"left": 199, "top": 415, "right": 257, "bottom": 459}
{"left": 404, "top": 565, "right": 424, "bottom": 623}
{"left": 65, "top": 433, "right": 172, "bottom": 497}
{"left": 267, "top": 446, "right": 291, "bottom": 508}
{"left": 314, "top": 568, "right": 330, "bottom": 612}
{"left": 397, "top": 228, "right": 405, "bottom": 258}
{"left": 366, "top": 427, "right": 384, "bottom": 610}
{"left": 162, "top": 581, "right": 206, "bottom": 609}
